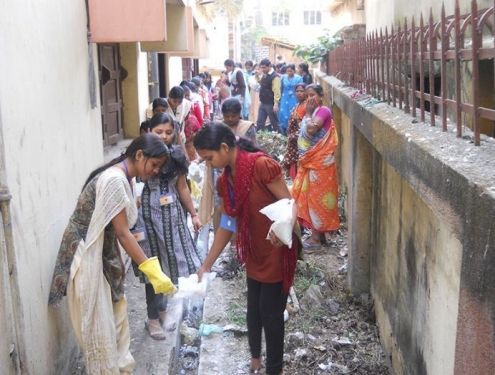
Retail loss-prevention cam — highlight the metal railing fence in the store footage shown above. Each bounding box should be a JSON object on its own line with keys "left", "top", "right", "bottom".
{"left": 327, "top": 0, "right": 495, "bottom": 145}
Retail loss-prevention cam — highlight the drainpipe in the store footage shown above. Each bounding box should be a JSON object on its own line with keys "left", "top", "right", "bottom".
{"left": 0, "top": 106, "right": 27, "bottom": 373}
{"left": 148, "top": 52, "right": 160, "bottom": 100}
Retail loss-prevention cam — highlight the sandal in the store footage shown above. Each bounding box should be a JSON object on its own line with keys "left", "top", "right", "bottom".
{"left": 145, "top": 319, "right": 166, "bottom": 340}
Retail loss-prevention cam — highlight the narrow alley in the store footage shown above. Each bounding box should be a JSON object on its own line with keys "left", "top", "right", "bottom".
{"left": 1, "top": 1, "right": 495, "bottom": 375}
{"left": 122, "top": 229, "right": 391, "bottom": 375}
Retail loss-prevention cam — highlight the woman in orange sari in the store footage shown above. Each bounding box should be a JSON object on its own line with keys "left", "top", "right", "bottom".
{"left": 282, "top": 83, "right": 307, "bottom": 180}
{"left": 292, "top": 84, "right": 339, "bottom": 248}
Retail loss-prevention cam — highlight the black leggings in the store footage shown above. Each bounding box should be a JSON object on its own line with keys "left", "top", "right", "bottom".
{"left": 145, "top": 283, "right": 167, "bottom": 320}
{"left": 247, "top": 277, "right": 288, "bottom": 375}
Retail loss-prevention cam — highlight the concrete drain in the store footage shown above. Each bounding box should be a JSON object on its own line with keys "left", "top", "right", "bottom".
{"left": 177, "top": 298, "right": 204, "bottom": 374}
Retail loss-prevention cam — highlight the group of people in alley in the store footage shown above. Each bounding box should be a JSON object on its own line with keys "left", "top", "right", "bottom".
{"left": 48, "top": 57, "right": 339, "bottom": 375}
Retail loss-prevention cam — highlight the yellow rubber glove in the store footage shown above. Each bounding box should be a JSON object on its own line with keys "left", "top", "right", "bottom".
{"left": 138, "top": 257, "right": 177, "bottom": 295}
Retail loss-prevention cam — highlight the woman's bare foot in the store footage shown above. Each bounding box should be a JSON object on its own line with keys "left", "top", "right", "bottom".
{"left": 250, "top": 357, "right": 261, "bottom": 373}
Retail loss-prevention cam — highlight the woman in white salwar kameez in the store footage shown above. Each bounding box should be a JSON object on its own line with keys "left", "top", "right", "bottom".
{"left": 49, "top": 134, "right": 177, "bottom": 374}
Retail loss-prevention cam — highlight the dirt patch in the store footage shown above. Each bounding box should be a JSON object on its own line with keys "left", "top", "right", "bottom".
{"left": 207, "top": 229, "right": 391, "bottom": 374}
{"left": 284, "top": 229, "right": 390, "bottom": 374}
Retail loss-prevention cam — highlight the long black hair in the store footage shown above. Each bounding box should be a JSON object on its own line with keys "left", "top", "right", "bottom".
{"left": 152, "top": 97, "right": 168, "bottom": 111}
{"left": 149, "top": 112, "right": 174, "bottom": 129}
{"left": 168, "top": 86, "right": 184, "bottom": 100}
{"left": 83, "top": 133, "right": 169, "bottom": 188}
{"left": 193, "top": 122, "right": 262, "bottom": 153}
{"left": 221, "top": 98, "right": 242, "bottom": 115}
{"left": 298, "top": 62, "right": 310, "bottom": 74}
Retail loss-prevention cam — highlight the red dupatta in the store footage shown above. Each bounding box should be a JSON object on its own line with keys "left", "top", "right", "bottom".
{"left": 220, "top": 148, "right": 299, "bottom": 293}
{"left": 219, "top": 149, "right": 266, "bottom": 263}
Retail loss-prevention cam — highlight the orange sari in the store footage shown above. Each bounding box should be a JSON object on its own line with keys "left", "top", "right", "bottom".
{"left": 292, "top": 122, "right": 339, "bottom": 232}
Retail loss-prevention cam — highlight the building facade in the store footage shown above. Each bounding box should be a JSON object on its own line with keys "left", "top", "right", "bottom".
{"left": 249, "top": 0, "right": 333, "bottom": 46}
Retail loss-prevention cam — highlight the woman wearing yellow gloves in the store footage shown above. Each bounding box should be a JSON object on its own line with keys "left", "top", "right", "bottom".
{"left": 48, "top": 134, "right": 176, "bottom": 374}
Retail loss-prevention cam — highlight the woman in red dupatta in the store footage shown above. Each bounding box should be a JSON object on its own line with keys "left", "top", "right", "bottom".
{"left": 194, "top": 123, "right": 299, "bottom": 375}
{"left": 292, "top": 84, "right": 339, "bottom": 248}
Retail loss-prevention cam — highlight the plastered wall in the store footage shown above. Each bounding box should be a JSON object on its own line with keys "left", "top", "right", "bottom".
{"left": 0, "top": 0, "right": 104, "bottom": 372}
{"left": 317, "top": 70, "right": 495, "bottom": 374}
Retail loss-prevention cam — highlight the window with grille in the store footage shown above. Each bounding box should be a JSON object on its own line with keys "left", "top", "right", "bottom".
{"left": 272, "top": 11, "right": 290, "bottom": 26}
{"left": 303, "top": 10, "right": 321, "bottom": 25}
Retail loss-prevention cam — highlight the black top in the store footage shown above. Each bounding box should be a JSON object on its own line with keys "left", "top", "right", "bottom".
{"left": 302, "top": 72, "right": 313, "bottom": 85}
{"left": 259, "top": 71, "right": 278, "bottom": 105}
{"left": 228, "top": 70, "right": 246, "bottom": 97}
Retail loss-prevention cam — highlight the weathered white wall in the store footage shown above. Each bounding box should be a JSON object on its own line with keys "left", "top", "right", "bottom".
{"left": 371, "top": 162, "right": 462, "bottom": 375}
{"left": 365, "top": 0, "right": 493, "bottom": 33}
{"left": 0, "top": 0, "right": 103, "bottom": 372}
{"left": 200, "top": 15, "right": 230, "bottom": 69}
{"left": 330, "top": 0, "right": 366, "bottom": 33}
{"left": 168, "top": 56, "right": 184, "bottom": 88}
{"left": 137, "top": 45, "right": 151, "bottom": 126}
{"left": 260, "top": 0, "right": 333, "bottom": 45}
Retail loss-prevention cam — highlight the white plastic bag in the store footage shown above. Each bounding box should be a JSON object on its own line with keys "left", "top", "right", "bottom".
{"left": 175, "top": 272, "right": 217, "bottom": 299}
{"left": 259, "top": 198, "right": 296, "bottom": 247}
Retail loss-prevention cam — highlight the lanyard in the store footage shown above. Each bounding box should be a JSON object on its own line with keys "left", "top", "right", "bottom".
{"left": 227, "top": 179, "right": 235, "bottom": 208}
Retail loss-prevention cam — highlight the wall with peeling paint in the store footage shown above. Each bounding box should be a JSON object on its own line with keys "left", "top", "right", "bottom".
{"left": 371, "top": 161, "right": 462, "bottom": 375}
{"left": 0, "top": 0, "right": 104, "bottom": 373}
{"left": 365, "top": 0, "right": 493, "bottom": 34}
{"left": 317, "top": 70, "right": 495, "bottom": 374}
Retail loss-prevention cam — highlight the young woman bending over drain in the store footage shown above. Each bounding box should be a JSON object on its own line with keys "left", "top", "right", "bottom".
{"left": 134, "top": 112, "right": 203, "bottom": 340}
{"left": 48, "top": 134, "right": 176, "bottom": 374}
{"left": 194, "top": 122, "right": 300, "bottom": 375}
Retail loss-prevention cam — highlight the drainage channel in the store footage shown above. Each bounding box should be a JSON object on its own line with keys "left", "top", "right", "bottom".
{"left": 175, "top": 224, "right": 211, "bottom": 375}
{"left": 174, "top": 241, "right": 242, "bottom": 374}
{"left": 176, "top": 297, "right": 204, "bottom": 374}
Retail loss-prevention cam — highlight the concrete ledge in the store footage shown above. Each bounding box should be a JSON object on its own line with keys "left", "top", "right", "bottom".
{"left": 316, "top": 70, "right": 495, "bottom": 374}
{"left": 198, "top": 277, "right": 250, "bottom": 374}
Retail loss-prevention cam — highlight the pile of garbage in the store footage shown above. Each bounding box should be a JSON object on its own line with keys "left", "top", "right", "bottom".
{"left": 257, "top": 131, "right": 287, "bottom": 162}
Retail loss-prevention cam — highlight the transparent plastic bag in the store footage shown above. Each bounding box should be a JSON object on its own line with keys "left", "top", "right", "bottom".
{"left": 259, "top": 198, "right": 296, "bottom": 247}
{"left": 175, "top": 272, "right": 216, "bottom": 299}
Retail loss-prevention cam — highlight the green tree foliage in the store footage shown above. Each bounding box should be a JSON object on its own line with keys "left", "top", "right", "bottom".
{"left": 294, "top": 32, "right": 343, "bottom": 64}
{"left": 241, "top": 25, "right": 268, "bottom": 61}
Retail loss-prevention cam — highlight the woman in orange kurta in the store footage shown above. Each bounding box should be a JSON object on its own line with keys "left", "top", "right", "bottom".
{"left": 194, "top": 123, "right": 298, "bottom": 375}
{"left": 292, "top": 84, "right": 339, "bottom": 248}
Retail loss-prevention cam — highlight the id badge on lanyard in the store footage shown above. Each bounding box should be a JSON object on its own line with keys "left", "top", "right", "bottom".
{"left": 220, "top": 180, "right": 237, "bottom": 233}
{"left": 159, "top": 194, "right": 174, "bottom": 206}
{"left": 220, "top": 214, "right": 237, "bottom": 233}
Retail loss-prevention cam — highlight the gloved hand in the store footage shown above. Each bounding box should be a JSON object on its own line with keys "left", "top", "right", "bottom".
{"left": 138, "top": 257, "right": 177, "bottom": 295}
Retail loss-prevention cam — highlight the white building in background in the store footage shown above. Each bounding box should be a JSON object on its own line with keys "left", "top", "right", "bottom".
{"left": 200, "top": 0, "right": 338, "bottom": 69}
{"left": 244, "top": 0, "right": 334, "bottom": 47}
{"left": 200, "top": 13, "right": 231, "bottom": 70}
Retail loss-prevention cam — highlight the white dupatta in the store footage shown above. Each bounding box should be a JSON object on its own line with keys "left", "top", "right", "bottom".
{"left": 67, "top": 167, "right": 137, "bottom": 374}
{"left": 166, "top": 98, "right": 193, "bottom": 141}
